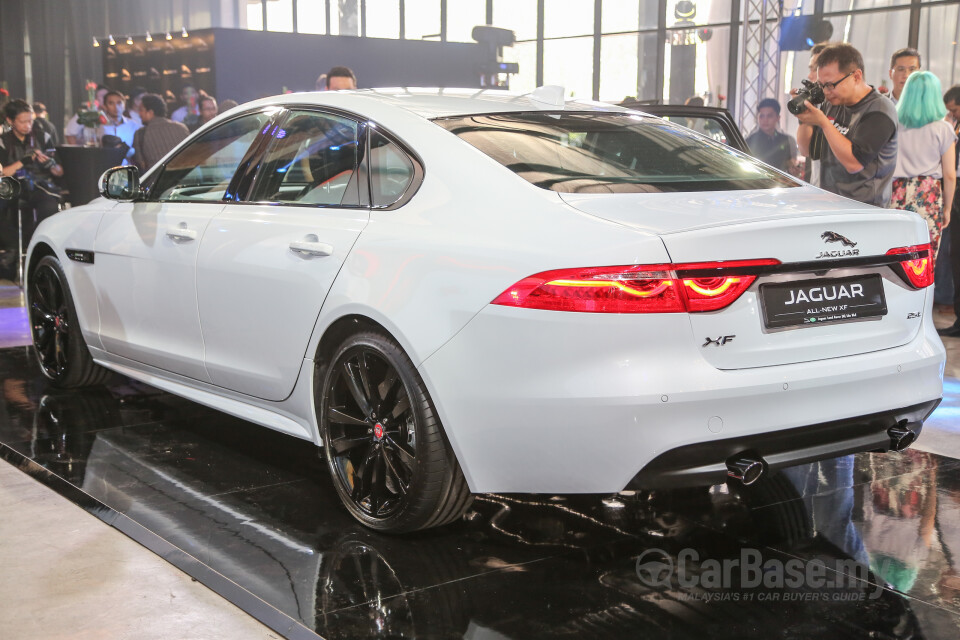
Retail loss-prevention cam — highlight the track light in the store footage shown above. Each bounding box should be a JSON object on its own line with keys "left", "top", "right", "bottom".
{"left": 165, "top": 31, "right": 173, "bottom": 40}
{"left": 145, "top": 32, "right": 153, "bottom": 42}
{"left": 126, "top": 35, "right": 133, "bottom": 45}
{"left": 93, "top": 37, "right": 100, "bottom": 47}
{"left": 181, "top": 27, "right": 189, "bottom": 38}
{"left": 108, "top": 34, "right": 116, "bottom": 45}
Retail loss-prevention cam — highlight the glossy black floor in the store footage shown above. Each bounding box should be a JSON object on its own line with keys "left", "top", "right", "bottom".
{"left": 3, "top": 345, "right": 960, "bottom": 639}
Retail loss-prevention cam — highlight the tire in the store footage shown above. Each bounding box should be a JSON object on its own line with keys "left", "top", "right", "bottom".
{"left": 318, "top": 330, "right": 473, "bottom": 533}
{"left": 28, "top": 255, "right": 111, "bottom": 388}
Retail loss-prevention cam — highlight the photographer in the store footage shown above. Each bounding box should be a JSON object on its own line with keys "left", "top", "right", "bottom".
{"left": 795, "top": 43, "right": 898, "bottom": 207}
{"left": 0, "top": 99, "right": 63, "bottom": 249}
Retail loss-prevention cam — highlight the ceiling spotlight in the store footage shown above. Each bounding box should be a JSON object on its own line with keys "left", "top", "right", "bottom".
{"left": 145, "top": 31, "right": 153, "bottom": 42}
{"left": 93, "top": 36, "right": 100, "bottom": 47}
{"left": 126, "top": 35, "right": 133, "bottom": 45}
{"left": 165, "top": 31, "right": 173, "bottom": 40}
{"left": 181, "top": 27, "right": 189, "bottom": 38}
{"left": 108, "top": 34, "right": 116, "bottom": 45}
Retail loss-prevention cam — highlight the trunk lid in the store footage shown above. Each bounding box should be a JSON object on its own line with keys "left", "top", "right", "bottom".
{"left": 562, "top": 189, "right": 931, "bottom": 369}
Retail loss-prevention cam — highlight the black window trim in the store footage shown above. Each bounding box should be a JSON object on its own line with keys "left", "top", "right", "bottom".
{"left": 143, "top": 106, "right": 282, "bottom": 204}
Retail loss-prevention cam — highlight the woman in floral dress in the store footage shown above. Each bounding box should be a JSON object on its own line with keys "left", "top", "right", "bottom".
{"left": 889, "top": 71, "right": 956, "bottom": 258}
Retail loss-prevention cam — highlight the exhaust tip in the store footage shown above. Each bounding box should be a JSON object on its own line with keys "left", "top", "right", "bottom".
{"left": 888, "top": 425, "right": 917, "bottom": 451}
{"left": 726, "top": 455, "right": 765, "bottom": 486}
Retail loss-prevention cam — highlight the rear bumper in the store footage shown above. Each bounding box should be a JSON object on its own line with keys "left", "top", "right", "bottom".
{"left": 418, "top": 305, "right": 945, "bottom": 494}
{"left": 628, "top": 399, "right": 939, "bottom": 489}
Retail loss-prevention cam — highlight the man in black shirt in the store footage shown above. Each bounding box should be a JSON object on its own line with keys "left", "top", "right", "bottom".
{"left": 0, "top": 100, "right": 62, "bottom": 265}
{"left": 795, "top": 43, "right": 898, "bottom": 207}
{"left": 746, "top": 98, "right": 798, "bottom": 173}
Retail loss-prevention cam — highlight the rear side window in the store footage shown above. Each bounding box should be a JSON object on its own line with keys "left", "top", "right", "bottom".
{"left": 369, "top": 130, "right": 415, "bottom": 207}
{"left": 433, "top": 112, "right": 798, "bottom": 193}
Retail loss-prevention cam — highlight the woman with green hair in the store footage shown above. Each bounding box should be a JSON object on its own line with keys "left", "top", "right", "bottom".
{"left": 889, "top": 70, "right": 956, "bottom": 258}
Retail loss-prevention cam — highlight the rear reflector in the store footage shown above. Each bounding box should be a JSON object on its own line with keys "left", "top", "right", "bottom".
{"left": 492, "top": 259, "right": 780, "bottom": 313}
{"left": 886, "top": 244, "right": 934, "bottom": 289}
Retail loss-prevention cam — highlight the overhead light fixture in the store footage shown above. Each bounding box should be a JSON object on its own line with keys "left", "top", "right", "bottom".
{"left": 181, "top": 27, "right": 189, "bottom": 38}
{"left": 93, "top": 37, "right": 100, "bottom": 47}
{"left": 108, "top": 34, "right": 116, "bottom": 45}
{"left": 145, "top": 32, "right": 153, "bottom": 42}
{"left": 126, "top": 35, "right": 134, "bottom": 45}
{"left": 165, "top": 31, "right": 173, "bottom": 40}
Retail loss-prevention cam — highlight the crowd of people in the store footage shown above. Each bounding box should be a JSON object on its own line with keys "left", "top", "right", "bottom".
{"left": 0, "top": 83, "right": 231, "bottom": 279}
{"left": 743, "top": 43, "right": 959, "bottom": 334}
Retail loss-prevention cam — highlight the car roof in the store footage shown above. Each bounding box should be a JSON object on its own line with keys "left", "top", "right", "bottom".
{"left": 223, "top": 87, "right": 633, "bottom": 121}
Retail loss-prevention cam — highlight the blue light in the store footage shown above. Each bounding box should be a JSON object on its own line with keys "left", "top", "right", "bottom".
{"left": 805, "top": 37, "right": 815, "bottom": 47}
{"left": 330, "top": 145, "right": 340, "bottom": 151}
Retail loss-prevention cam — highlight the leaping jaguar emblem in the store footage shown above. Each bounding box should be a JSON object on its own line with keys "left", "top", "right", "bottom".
{"left": 821, "top": 231, "right": 857, "bottom": 248}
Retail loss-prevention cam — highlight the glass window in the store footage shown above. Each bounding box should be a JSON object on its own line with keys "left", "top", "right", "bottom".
{"left": 246, "top": 0, "right": 263, "bottom": 30}
{"left": 543, "top": 37, "right": 594, "bottom": 100}
{"left": 446, "top": 0, "right": 486, "bottom": 42}
{"left": 152, "top": 112, "right": 272, "bottom": 202}
{"left": 370, "top": 131, "right": 415, "bottom": 207}
{"left": 365, "top": 0, "right": 400, "bottom": 38}
{"left": 502, "top": 40, "right": 537, "bottom": 94}
{"left": 664, "top": 25, "right": 730, "bottom": 106}
{"left": 266, "top": 0, "right": 294, "bottom": 32}
{"left": 544, "top": 0, "right": 594, "bottom": 38}
{"left": 602, "top": 0, "right": 659, "bottom": 32}
{"left": 297, "top": 1, "right": 327, "bottom": 34}
{"left": 600, "top": 33, "right": 638, "bottom": 102}
{"left": 254, "top": 111, "right": 361, "bottom": 206}
{"left": 666, "top": 0, "right": 731, "bottom": 27}
{"left": 405, "top": 0, "right": 441, "bottom": 39}
{"left": 920, "top": 4, "right": 960, "bottom": 89}
{"left": 492, "top": 0, "right": 537, "bottom": 41}
{"left": 824, "top": 0, "right": 909, "bottom": 11}
{"left": 434, "top": 113, "right": 798, "bottom": 194}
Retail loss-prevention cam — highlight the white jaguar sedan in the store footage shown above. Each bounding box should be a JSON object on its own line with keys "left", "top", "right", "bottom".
{"left": 25, "top": 88, "right": 944, "bottom": 532}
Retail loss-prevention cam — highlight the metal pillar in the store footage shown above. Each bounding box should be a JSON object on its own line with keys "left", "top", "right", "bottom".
{"left": 737, "top": 0, "right": 781, "bottom": 134}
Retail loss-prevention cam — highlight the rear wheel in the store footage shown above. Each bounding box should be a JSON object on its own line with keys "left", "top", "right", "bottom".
{"left": 28, "top": 255, "right": 111, "bottom": 388}
{"left": 318, "top": 330, "right": 472, "bottom": 532}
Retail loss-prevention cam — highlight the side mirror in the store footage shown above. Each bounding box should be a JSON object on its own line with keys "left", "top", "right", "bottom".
{"left": 98, "top": 165, "right": 143, "bottom": 201}
{"left": 0, "top": 175, "right": 21, "bottom": 201}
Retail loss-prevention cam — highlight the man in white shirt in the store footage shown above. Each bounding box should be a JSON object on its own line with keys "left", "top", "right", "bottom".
{"left": 170, "top": 84, "right": 200, "bottom": 126}
{"left": 98, "top": 91, "right": 140, "bottom": 161}
{"left": 887, "top": 47, "right": 921, "bottom": 105}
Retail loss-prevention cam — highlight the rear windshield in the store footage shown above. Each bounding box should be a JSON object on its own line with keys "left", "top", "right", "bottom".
{"left": 433, "top": 112, "right": 798, "bottom": 193}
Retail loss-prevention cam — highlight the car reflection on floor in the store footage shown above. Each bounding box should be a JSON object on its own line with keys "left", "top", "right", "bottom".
{"left": 1, "top": 345, "right": 960, "bottom": 639}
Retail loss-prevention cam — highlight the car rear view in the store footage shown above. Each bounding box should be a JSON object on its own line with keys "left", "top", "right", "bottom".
{"left": 422, "top": 110, "right": 944, "bottom": 495}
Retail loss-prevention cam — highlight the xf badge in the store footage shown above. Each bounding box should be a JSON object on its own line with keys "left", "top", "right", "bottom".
{"left": 703, "top": 335, "right": 736, "bottom": 347}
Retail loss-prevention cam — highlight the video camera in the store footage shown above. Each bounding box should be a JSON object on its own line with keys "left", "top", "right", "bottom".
{"left": 787, "top": 79, "right": 826, "bottom": 115}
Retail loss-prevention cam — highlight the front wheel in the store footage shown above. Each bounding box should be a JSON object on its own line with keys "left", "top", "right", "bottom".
{"left": 318, "top": 330, "right": 472, "bottom": 532}
{"left": 28, "top": 255, "right": 111, "bottom": 388}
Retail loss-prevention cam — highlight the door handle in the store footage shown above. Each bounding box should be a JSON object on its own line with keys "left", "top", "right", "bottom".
{"left": 165, "top": 226, "right": 197, "bottom": 242}
{"left": 289, "top": 240, "right": 334, "bottom": 258}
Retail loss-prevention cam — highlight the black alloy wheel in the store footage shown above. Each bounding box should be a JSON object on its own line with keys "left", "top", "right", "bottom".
{"left": 319, "top": 331, "right": 472, "bottom": 532}
{"left": 30, "top": 260, "right": 71, "bottom": 379}
{"left": 28, "top": 255, "right": 110, "bottom": 388}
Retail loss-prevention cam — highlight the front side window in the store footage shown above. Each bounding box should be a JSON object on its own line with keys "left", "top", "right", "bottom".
{"left": 369, "top": 130, "right": 416, "bottom": 207}
{"left": 433, "top": 112, "right": 798, "bottom": 193}
{"left": 252, "top": 110, "right": 361, "bottom": 206}
{"left": 151, "top": 112, "right": 272, "bottom": 201}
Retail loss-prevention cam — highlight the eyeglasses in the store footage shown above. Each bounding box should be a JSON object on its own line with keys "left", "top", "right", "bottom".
{"left": 821, "top": 71, "right": 854, "bottom": 91}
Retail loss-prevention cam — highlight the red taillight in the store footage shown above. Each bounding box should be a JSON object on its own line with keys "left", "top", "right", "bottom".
{"left": 492, "top": 259, "right": 780, "bottom": 313}
{"left": 887, "top": 244, "right": 933, "bottom": 288}
{"left": 491, "top": 265, "right": 684, "bottom": 313}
